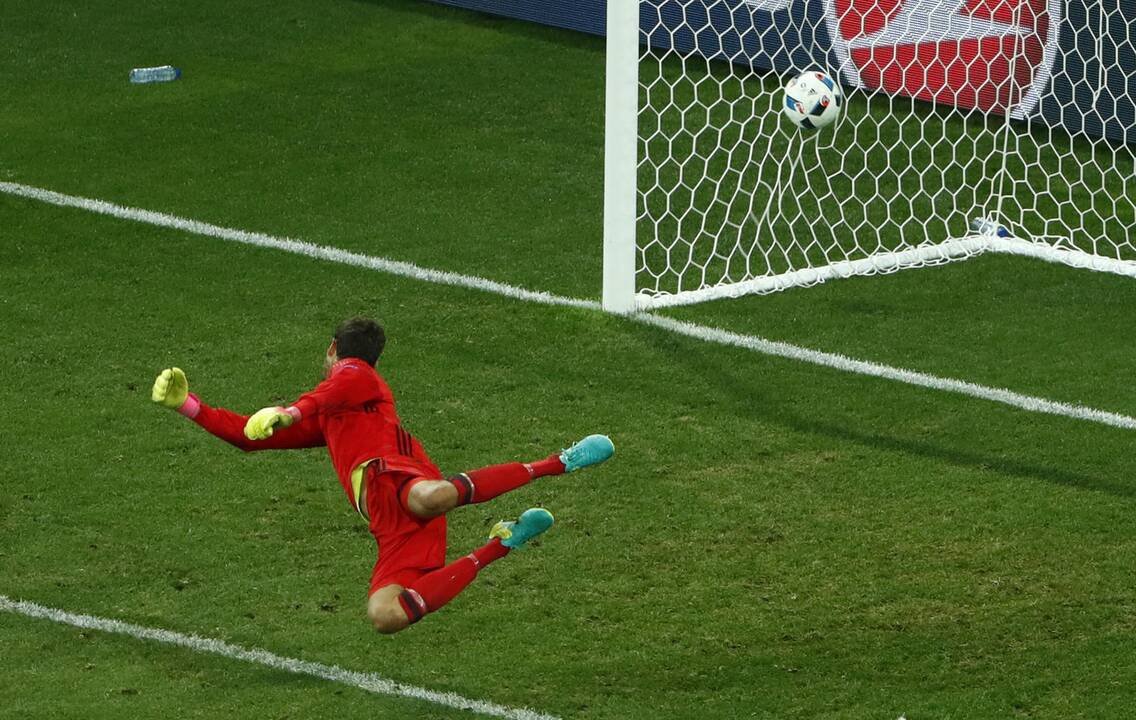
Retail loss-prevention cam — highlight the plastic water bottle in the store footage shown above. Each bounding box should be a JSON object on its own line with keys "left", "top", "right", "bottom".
{"left": 130, "top": 65, "right": 181, "bottom": 84}
{"left": 969, "top": 216, "right": 1011, "bottom": 238}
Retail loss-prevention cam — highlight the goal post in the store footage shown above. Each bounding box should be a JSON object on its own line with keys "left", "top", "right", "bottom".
{"left": 602, "top": 0, "right": 640, "bottom": 314}
{"left": 601, "top": 0, "right": 1136, "bottom": 312}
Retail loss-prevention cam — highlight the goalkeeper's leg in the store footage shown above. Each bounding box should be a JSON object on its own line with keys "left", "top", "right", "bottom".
{"left": 367, "top": 509, "right": 554, "bottom": 634}
{"left": 404, "top": 434, "right": 615, "bottom": 519}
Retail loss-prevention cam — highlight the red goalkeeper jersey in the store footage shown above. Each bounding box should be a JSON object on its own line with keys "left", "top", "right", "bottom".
{"left": 188, "top": 359, "right": 440, "bottom": 509}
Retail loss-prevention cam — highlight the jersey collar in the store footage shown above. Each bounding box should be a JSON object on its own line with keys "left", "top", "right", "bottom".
{"left": 330, "top": 358, "right": 367, "bottom": 376}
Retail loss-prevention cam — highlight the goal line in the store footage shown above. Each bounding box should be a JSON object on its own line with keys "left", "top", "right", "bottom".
{"left": 3, "top": 179, "right": 1134, "bottom": 431}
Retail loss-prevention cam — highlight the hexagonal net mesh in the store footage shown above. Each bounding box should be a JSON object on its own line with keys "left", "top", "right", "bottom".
{"left": 633, "top": 0, "right": 1136, "bottom": 308}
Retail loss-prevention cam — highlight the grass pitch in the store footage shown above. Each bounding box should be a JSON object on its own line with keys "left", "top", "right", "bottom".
{"left": 3, "top": 1, "right": 1136, "bottom": 719}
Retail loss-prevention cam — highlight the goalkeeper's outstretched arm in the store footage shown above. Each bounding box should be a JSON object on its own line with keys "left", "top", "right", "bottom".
{"left": 151, "top": 368, "right": 325, "bottom": 452}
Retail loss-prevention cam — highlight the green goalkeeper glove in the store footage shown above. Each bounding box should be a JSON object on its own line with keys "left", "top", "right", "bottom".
{"left": 152, "top": 368, "right": 189, "bottom": 409}
{"left": 244, "top": 406, "right": 298, "bottom": 440}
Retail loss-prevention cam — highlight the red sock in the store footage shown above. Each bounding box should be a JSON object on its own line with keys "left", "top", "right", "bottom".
{"left": 397, "top": 539, "right": 510, "bottom": 624}
{"left": 472, "top": 537, "right": 511, "bottom": 565}
{"left": 528, "top": 454, "right": 566, "bottom": 478}
{"left": 448, "top": 455, "right": 565, "bottom": 506}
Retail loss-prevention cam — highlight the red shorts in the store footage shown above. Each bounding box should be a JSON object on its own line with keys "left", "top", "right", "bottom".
{"left": 364, "top": 466, "right": 447, "bottom": 596}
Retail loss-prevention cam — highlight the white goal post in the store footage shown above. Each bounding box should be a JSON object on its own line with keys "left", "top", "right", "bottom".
{"left": 602, "top": 0, "right": 1136, "bottom": 312}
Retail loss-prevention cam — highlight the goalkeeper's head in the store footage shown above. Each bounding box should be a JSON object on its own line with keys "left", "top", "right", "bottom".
{"left": 327, "top": 316, "right": 386, "bottom": 371}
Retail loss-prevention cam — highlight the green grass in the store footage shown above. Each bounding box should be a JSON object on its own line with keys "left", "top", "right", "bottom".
{"left": 0, "top": 0, "right": 606, "bottom": 299}
{"left": 3, "top": 1, "right": 1136, "bottom": 719}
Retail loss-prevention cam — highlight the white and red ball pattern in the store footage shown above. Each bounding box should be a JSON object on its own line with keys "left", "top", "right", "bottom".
{"left": 782, "top": 70, "right": 843, "bottom": 130}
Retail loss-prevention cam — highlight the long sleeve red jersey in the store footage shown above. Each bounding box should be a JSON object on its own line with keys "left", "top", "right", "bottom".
{"left": 189, "top": 359, "right": 440, "bottom": 509}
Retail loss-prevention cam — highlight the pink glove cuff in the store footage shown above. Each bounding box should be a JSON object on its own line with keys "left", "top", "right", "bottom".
{"left": 178, "top": 393, "right": 202, "bottom": 419}
{"left": 284, "top": 405, "right": 302, "bottom": 422}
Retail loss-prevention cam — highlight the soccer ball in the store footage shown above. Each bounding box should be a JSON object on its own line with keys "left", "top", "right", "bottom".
{"left": 782, "top": 70, "right": 842, "bottom": 130}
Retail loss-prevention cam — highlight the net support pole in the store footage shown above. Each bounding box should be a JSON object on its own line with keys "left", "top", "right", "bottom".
{"left": 602, "top": 0, "right": 639, "bottom": 314}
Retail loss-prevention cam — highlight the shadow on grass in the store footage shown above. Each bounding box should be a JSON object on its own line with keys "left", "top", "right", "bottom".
{"left": 348, "top": 0, "right": 605, "bottom": 51}
{"left": 640, "top": 322, "right": 1136, "bottom": 500}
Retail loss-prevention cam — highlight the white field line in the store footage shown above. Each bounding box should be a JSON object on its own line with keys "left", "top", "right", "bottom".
{"left": 4, "top": 180, "right": 1135, "bottom": 431}
{"left": 0, "top": 182, "right": 597, "bottom": 311}
{"left": 636, "top": 314, "right": 1136, "bottom": 429}
{"left": 0, "top": 595, "right": 560, "bottom": 720}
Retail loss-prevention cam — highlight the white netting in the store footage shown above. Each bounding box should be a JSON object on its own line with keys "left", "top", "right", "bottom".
{"left": 635, "top": 0, "right": 1136, "bottom": 308}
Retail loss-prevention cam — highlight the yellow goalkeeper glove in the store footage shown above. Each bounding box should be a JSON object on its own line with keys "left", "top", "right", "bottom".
{"left": 244, "top": 406, "right": 298, "bottom": 440}
{"left": 151, "top": 368, "right": 189, "bottom": 409}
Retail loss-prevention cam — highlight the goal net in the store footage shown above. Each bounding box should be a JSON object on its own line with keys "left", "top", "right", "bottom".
{"left": 602, "top": 0, "right": 1136, "bottom": 311}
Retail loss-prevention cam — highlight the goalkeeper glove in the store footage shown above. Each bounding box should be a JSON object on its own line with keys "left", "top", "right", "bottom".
{"left": 152, "top": 368, "right": 189, "bottom": 409}
{"left": 244, "top": 406, "right": 300, "bottom": 440}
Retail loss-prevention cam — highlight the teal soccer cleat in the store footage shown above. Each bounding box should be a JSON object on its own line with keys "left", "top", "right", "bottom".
{"left": 559, "top": 434, "right": 615, "bottom": 473}
{"left": 490, "top": 508, "right": 555, "bottom": 549}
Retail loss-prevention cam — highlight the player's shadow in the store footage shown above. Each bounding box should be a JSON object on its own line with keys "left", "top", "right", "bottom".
{"left": 643, "top": 323, "right": 1135, "bottom": 499}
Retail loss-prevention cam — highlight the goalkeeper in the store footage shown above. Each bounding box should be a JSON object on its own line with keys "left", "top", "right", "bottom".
{"left": 151, "top": 316, "right": 613, "bottom": 634}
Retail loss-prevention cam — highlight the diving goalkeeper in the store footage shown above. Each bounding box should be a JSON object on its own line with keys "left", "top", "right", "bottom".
{"left": 151, "top": 316, "right": 614, "bottom": 634}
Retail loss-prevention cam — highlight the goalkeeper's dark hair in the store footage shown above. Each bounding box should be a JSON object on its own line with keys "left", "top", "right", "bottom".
{"left": 334, "top": 316, "right": 386, "bottom": 366}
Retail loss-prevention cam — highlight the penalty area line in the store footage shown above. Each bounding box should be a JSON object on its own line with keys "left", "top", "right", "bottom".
{"left": 0, "top": 595, "right": 561, "bottom": 720}
{"left": 3, "top": 180, "right": 1134, "bottom": 431}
